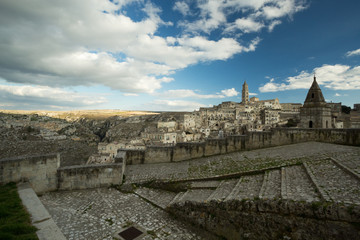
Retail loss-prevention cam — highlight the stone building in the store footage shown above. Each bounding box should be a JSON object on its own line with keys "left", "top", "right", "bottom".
{"left": 354, "top": 103, "right": 360, "bottom": 111}
{"left": 280, "top": 103, "right": 302, "bottom": 112}
{"left": 300, "top": 76, "right": 332, "bottom": 128}
{"left": 261, "top": 109, "right": 280, "bottom": 126}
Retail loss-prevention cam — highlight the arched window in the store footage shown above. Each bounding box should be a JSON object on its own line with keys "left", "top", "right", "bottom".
{"left": 309, "top": 121, "right": 313, "bottom": 128}
{"left": 326, "top": 121, "right": 328, "bottom": 128}
{"left": 311, "top": 93, "right": 314, "bottom": 98}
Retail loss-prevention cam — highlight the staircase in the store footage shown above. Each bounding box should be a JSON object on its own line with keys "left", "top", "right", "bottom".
{"left": 134, "top": 158, "right": 360, "bottom": 209}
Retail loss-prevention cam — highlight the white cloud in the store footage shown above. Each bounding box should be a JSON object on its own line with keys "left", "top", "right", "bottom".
{"left": 158, "top": 88, "right": 239, "bottom": 99}
{"left": 173, "top": 1, "right": 190, "bottom": 16}
{"left": 151, "top": 100, "right": 208, "bottom": 111}
{"left": 334, "top": 93, "right": 348, "bottom": 97}
{"left": 0, "top": 84, "right": 107, "bottom": 109}
{"left": 0, "top": 0, "right": 255, "bottom": 95}
{"left": 346, "top": 48, "right": 360, "bottom": 57}
{"left": 178, "top": 0, "right": 307, "bottom": 34}
{"left": 126, "top": 35, "right": 245, "bottom": 69}
{"left": 268, "top": 20, "right": 282, "bottom": 32}
{"left": 221, "top": 88, "right": 239, "bottom": 97}
{"left": 259, "top": 64, "right": 360, "bottom": 92}
{"left": 249, "top": 92, "right": 258, "bottom": 96}
{"left": 260, "top": 0, "right": 308, "bottom": 19}
{"left": 158, "top": 89, "right": 222, "bottom": 99}
{"left": 229, "top": 17, "right": 265, "bottom": 33}
{"left": 0, "top": 0, "right": 309, "bottom": 111}
{"left": 123, "top": 93, "right": 139, "bottom": 97}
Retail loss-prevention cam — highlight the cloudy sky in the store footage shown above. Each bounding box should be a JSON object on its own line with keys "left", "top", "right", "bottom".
{"left": 0, "top": 0, "right": 359, "bottom": 111}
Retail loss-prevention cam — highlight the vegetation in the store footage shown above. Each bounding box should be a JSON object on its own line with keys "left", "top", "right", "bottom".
{"left": 0, "top": 182, "right": 38, "bottom": 240}
{"left": 341, "top": 105, "right": 351, "bottom": 114}
{"left": 139, "top": 181, "right": 189, "bottom": 193}
{"left": 147, "top": 230, "right": 157, "bottom": 238}
{"left": 284, "top": 118, "right": 298, "bottom": 127}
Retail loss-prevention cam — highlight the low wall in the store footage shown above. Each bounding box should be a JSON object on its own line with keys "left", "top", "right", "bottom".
{"left": 57, "top": 163, "right": 124, "bottom": 191}
{"left": 121, "top": 128, "right": 360, "bottom": 165}
{"left": 1, "top": 153, "right": 125, "bottom": 193}
{"left": 168, "top": 200, "right": 360, "bottom": 240}
{"left": 0, "top": 154, "right": 60, "bottom": 193}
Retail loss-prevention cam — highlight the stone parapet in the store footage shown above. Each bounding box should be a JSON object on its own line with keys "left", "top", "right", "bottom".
{"left": 121, "top": 128, "right": 360, "bottom": 165}
{"left": 57, "top": 163, "right": 124, "bottom": 191}
{"left": 0, "top": 153, "right": 60, "bottom": 193}
{"left": 1, "top": 154, "right": 125, "bottom": 193}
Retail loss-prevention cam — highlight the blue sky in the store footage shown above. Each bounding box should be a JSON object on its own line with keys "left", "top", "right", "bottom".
{"left": 0, "top": 0, "right": 359, "bottom": 111}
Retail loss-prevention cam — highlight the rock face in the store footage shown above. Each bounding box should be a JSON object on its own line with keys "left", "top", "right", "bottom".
{"left": 0, "top": 111, "right": 182, "bottom": 166}
{"left": 0, "top": 113, "right": 99, "bottom": 166}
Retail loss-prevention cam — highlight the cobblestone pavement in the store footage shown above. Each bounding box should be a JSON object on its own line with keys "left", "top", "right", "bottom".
{"left": 207, "top": 179, "right": 238, "bottom": 201}
{"left": 40, "top": 142, "right": 360, "bottom": 239}
{"left": 177, "top": 189, "right": 214, "bottom": 203}
{"left": 306, "top": 158, "right": 360, "bottom": 204}
{"left": 226, "top": 174, "right": 264, "bottom": 200}
{"left": 259, "top": 169, "right": 281, "bottom": 199}
{"left": 282, "top": 165, "right": 320, "bottom": 202}
{"left": 136, "top": 159, "right": 360, "bottom": 209}
{"left": 329, "top": 151, "right": 360, "bottom": 175}
{"left": 40, "top": 188, "right": 218, "bottom": 240}
{"left": 134, "top": 187, "right": 177, "bottom": 209}
{"left": 126, "top": 142, "right": 358, "bottom": 184}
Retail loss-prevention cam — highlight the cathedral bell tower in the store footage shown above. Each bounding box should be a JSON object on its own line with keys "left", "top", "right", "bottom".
{"left": 242, "top": 81, "right": 249, "bottom": 104}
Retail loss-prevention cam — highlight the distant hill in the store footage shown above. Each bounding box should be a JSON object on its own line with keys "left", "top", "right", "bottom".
{"left": 0, "top": 109, "right": 159, "bottom": 121}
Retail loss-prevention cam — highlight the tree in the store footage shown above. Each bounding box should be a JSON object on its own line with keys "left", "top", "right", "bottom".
{"left": 285, "top": 119, "right": 298, "bottom": 127}
{"left": 341, "top": 105, "right": 351, "bottom": 114}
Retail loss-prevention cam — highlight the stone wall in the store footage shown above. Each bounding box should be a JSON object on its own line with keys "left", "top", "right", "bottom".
{"left": 121, "top": 128, "right": 360, "bottom": 165}
{"left": 1, "top": 153, "right": 125, "bottom": 193}
{"left": 0, "top": 153, "right": 60, "bottom": 193}
{"left": 57, "top": 163, "right": 124, "bottom": 191}
{"left": 168, "top": 200, "right": 360, "bottom": 240}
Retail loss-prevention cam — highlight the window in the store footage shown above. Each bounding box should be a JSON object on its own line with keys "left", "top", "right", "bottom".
{"left": 311, "top": 93, "right": 314, "bottom": 98}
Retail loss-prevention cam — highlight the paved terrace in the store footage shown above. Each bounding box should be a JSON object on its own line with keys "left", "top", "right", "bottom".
{"left": 125, "top": 142, "right": 360, "bottom": 183}
{"left": 39, "top": 142, "right": 360, "bottom": 240}
{"left": 40, "top": 188, "right": 217, "bottom": 240}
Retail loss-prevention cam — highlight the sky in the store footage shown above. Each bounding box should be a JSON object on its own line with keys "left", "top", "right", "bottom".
{"left": 0, "top": 0, "right": 359, "bottom": 111}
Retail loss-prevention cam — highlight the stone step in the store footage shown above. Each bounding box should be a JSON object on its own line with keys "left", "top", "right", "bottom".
{"left": 281, "top": 165, "right": 320, "bottom": 202}
{"left": 206, "top": 179, "right": 238, "bottom": 201}
{"left": 177, "top": 189, "right": 214, "bottom": 203}
{"left": 259, "top": 169, "right": 281, "bottom": 200}
{"left": 225, "top": 174, "right": 264, "bottom": 201}
{"left": 168, "top": 191, "right": 187, "bottom": 206}
{"left": 134, "top": 187, "right": 177, "bottom": 210}
{"left": 305, "top": 159, "right": 360, "bottom": 204}
{"left": 331, "top": 156, "right": 360, "bottom": 177}
{"left": 189, "top": 180, "right": 220, "bottom": 189}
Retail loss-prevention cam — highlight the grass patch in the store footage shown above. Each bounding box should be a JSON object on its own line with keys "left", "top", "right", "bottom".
{"left": 105, "top": 218, "right": 114, "bottom": 225}
{"left": 0, "top": 182, "right": 38, "bottom": 240}
{"left": 147, "top": 230, "right": 157, "bottom": 238}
